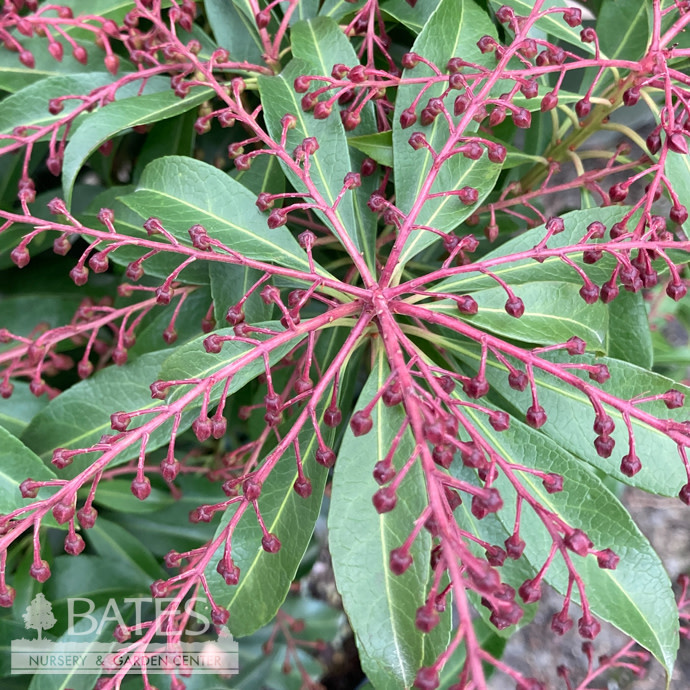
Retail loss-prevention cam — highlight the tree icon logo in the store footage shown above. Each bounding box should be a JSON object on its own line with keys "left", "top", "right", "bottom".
{"left": 22, "top": 593, "right": 56, "bottom": 640}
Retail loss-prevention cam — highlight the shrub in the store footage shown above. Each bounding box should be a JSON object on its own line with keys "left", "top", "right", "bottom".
{"left": 1, "top": 0, "right": 690, "bottom": 688}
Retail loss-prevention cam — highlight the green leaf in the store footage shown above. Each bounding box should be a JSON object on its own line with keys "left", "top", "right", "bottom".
{"left": 87, "top": 515, "right": 167, "bottom": 584}
{"left": 459, "top": 407, "right": 678, "bottom": 674}
{"left": 230, "top": 151, "right": 285, "bottom": 198}
{"left": 290, "top": 0, "right": 320, "bottom": 23}
{"left": 348, "top": 131, "right": 393, "bottom": 168}
{"left": 596, "top": 0, "right": 652, "bottom": 61}
{"left": 666, "top": 150, "right": 690, "bottom": 232}
{"left": 427, "top": 281, "right": 609, "bottom": 352}
{"left": 119, "top": 156, "right": 326, "bottom": 276}
{"left": 0, "top": 381, "right": 48, "bottom": 436}
{"left": 0, "top": 74, "right": 117, "bottom": 136}
{"left": 62, "top": 86, "right": 213, "bottom": 207}
{"left": 290, "top": 17, "right": 378, "bottom": 271}
{"left": 392, "top": 0, "right": 501, "bottom": 270}
{"left": 20, "top": 351, "right": 174, "bottom": 475}
{"left": 209, "top": 263, "right": 273, "bottom": 326}
{"left": 0, "top": 426, "right": 56, "bottom": 513}
{"left": 488, "top": 0, "right": 596, "bottom": 54}
{"left": 199, "top": 406, "right": 332, "bottom": 637}
{"left": 258, "top": 60, "right": 364, "bottom": 258}
{"left": 44, "top": 554, "right": 152, "bottom": 603}
{"left": 380, "top": 0, "right": 440, "bottom": 34}
{"left": 80, "top": 186, "right": 210, "bottom": 284}
{"left": 127, "top": 287, "right": 213, "bottom": 357}
{"left": 329, "top": 349, "right": 437, "bottom": 689}
{"left": 92, "top": 478, "right": 175, "bottom": 514}
{"left": 26, "top": 605, "right": 120, "bottom": 690}
{"left": 0, "top": 40, "right": 110, "bottom": 93}
{"left": 56, "top": 0, "right": 140, "bottom": 38}
{"left": 606, "top": 290, "right": 653, "bottom": 368}
{"left": 445, "top": 338, "right": 690, "bottom": 496}
{"left": 319, "top": 0, "right": 365, "bottom": 19}
{"left": 116, "top": 475, "right": 219, "bottom": 557}
{"left": 158, "top": 322, "right": 298, "bottom": 408}
{"left": 204, "top": 0, "right": 264, "bottom": 64}
{"left": 0, "top": 294, "right": 83, "bottom": 355}
{"left": 432, "top": 207, "right": 629, "bottom": 294}
{"left": 291, "top": 16, "right": 361, "bottom": 75}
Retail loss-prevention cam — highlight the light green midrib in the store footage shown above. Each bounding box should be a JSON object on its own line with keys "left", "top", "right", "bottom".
{"left": 276, "top": 73, "right": 357, "bottom": 249}
{"left": 34, "top": 395, "right": 161, "bottom": 461}
{"left": 301, "top": 22, "right": 376, "bottom": 271}
{"left": 128, "top": 185, "right": 313, "bottom": 274}
{"left": 443, "top": 338, "right": 676, "bottom": 457}
{"left": 376, "top": 392, "right": 412, "bottom": 685}
{"left": 428, "top": 301, "right": 606, "bottom": 346}
{"left": 224, "top": 421, "right": 323, "bottom": 609}
{"left": 434, "top": 253, "right": 607, "bottom": 292}
{"left": 463, "top": 404, "right": 676, "bottom": 668}
{"left": 606, "top": 4, "right": 650, "bottom": 61}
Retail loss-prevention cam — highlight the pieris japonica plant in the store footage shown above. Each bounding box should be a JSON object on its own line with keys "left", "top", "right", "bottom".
{"left": 2, "top": 0, "right": 690, "bottom": 688}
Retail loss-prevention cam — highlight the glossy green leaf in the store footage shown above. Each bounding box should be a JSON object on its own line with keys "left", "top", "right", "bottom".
{"left": 380, "top": 0, "right": 440, "bottom": 33}
{"left": 291, "top": 16, "right": 361, "bottom": 74}
{"left": 87, "top": 515, "right": 167, "bottom": 584}
{"left": 119, "top": 156, "right": 326, "bottom": 276}
{"left": 329, "top": 350, "right": 439, "bottom": 689}
{"left": 392, "top": 0, "right": 501, "bottom": 270}
{"left": 26, "top": 604, "right": 122, "bottom": 690}
{"left": 291, "top": 16, "right": 378, "bottom": 272}
{"left": 230, "top": 151, "right": 285, "bottom": 198}
{"left": 0, "top": 426, "right": 56, "bottom": 513}
{"left": 127, "top": 287, "right": 213, "bottom": 356}
{"left": 21, "top": 351, "right": 175, "bottom": 476}
{"left": 606, "top": 290, "right": 653, "bottom": 368}
{"left": 92, "top": 478, "right": 175, "bottom": 514}
{"left": 0, "top": 40, "right": 110, "bottom": 93}
{"left": 62, "top": 86, "right": 213, "bottom": 207}
{"left": 459, "top": 407, "right": 678, "bottom": 674}
{"left": 80, "top": 187, "right": 210, "bottom": 284}
{"left": 596, "top": 0, "right": 652, "bottom": 61}
{"left": 199, "top": 405, "right": 332, "bottom": 637}
{"left": 209, "top": 263, "right": 272, "bottom": 326}
{"left": 258, "top": 60, "right": 364, "bottom": 258}
{"left": 666, "top": 150, "right": 690, "bottom": 233}
{"left": 158, "top": 322, "right": 298, "bottom": 408}
{"left": 348, "top": 131, "right": 393, "bottom": 168}
{"left": 0, "top": 73, "right": 116, "bottom": 136}
{"left": 444, "top": 337, "right": 690, "bottom": 495}
{"left": 291, "top": 0, "right": 321, "bottom": 24}
{"left": 0, "top": 294, "right": 83, "bottom": 355}
{"left": 432, "top": 206, "right": 629, "bottom": 294}
{"left": 427, "top": 280, "right": 609, "bottom": 351}
{"left": 116, "top": 475, "right": 219, "bottom": 557}
{"left": 44, "top": 554, "right": 151, "bottom": 603}
{"left": 319, "top": 0, "right": 365, "bottom": 19}
{"left": 204, "top": 0, "right": 264, "bottom": 64}
{"left": 0, "top": 382, "right": 48, "bottom": 436}
{"left": 488, "top": 0, "right": 596, "bottom": 54}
